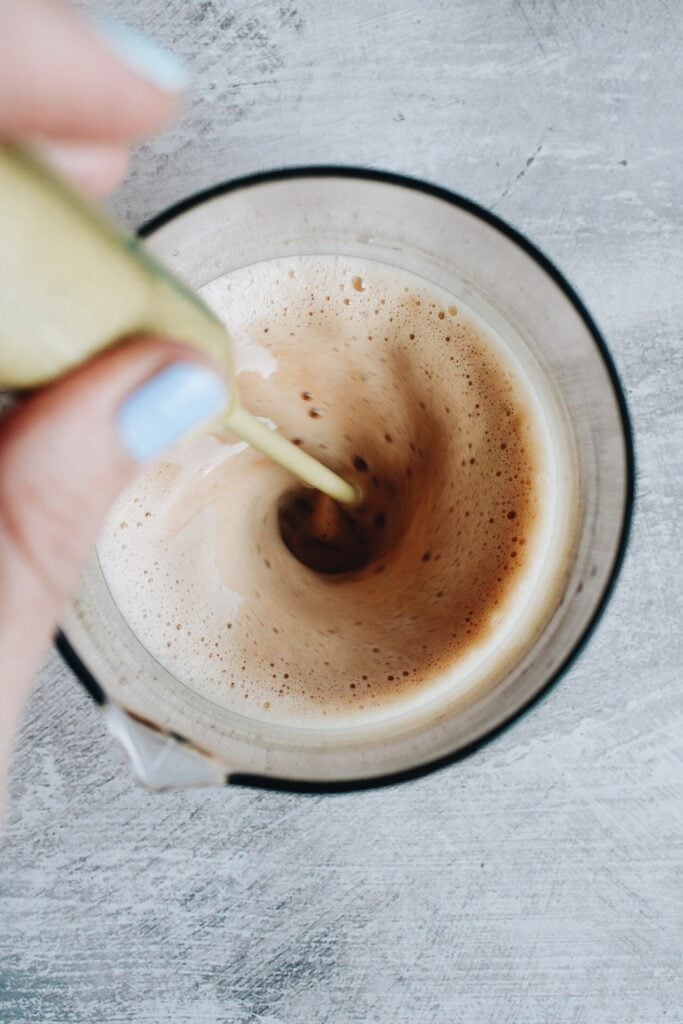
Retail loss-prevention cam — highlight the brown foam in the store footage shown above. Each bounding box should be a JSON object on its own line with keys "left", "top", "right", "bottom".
{"left": 97, "top": 256, "right": 555, "bottom": 726}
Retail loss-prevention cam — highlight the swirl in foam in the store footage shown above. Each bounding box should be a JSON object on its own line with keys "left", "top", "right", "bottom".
{"left": 98, "top": 256, "right": 574, "bottom": 727}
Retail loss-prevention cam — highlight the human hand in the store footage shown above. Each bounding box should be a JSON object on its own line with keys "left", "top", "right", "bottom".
{"left": 0, "top": 0, "right": 228, "bottom": 801}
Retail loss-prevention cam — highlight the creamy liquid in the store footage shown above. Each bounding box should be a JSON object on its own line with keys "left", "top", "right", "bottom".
{"left": 98, "top": 256, "right": 573, "bottom": 728}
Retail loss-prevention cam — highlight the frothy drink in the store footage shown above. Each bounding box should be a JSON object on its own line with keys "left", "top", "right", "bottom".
{"left": 98, "top": 256, "right": 575, "bottom": 727}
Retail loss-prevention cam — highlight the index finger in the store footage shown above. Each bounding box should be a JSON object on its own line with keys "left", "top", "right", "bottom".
{"left": 0, "top": 0, "right": 187, "bottom": 142}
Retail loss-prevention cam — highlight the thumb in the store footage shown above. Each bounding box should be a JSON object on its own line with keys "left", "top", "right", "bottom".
{"left": 0, "top": 338, "right": 227, "bottom": 749}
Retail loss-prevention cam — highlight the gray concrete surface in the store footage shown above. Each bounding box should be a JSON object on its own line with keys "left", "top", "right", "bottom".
{"left": 2, "top": 0, "right": 682, "bottom": 1021}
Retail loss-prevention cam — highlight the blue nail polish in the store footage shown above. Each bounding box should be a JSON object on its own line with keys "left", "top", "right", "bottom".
{"left": 93, "top": 15, "right": 190, "bottom": 93}
{"left": 118, "top": 363, "right": 227, "bottom": 462}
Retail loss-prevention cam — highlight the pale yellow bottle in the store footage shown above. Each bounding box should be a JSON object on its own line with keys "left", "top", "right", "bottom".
{"left": 0, "top": 144, "right": 356, "bottom": 504}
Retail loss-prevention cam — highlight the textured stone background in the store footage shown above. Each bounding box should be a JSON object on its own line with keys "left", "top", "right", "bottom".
{"left": 1, "top": 1, "right": 682, "bottom": 1022}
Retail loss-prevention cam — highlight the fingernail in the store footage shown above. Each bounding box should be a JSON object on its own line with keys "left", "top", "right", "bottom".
{"left": 92, "top": 15, "right": 190, "bottom": 93}
{"left": 118, "top": 363, "right": 227, "bottom": 461}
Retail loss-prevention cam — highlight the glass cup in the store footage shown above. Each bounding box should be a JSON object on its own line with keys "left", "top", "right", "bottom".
{"left": 58, "top": 169, "right": 634, "bottom": 790}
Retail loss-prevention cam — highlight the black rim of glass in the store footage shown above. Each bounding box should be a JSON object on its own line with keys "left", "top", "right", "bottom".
{"left": 56, "top": 166, "right": 636, "bottom": 793}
